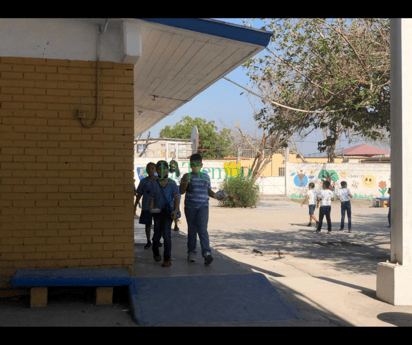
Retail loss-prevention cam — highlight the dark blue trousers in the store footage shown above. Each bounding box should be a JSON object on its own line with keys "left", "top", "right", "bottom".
{"left": 317, "top": 206, "right": 332, "bottom": 231}
{"left": 340, "top": 201, "right": 351, "bottom": 230}
{"left": 152, "top": 208, "right": 173, "bottom": 260}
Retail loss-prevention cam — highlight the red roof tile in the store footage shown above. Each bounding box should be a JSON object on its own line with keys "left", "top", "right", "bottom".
{"left": 342, "top": 144, "right": 390, "bottom": 156}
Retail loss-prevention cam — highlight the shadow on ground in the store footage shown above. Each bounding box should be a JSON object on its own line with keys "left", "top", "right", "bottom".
{"left": 208, "top": 211, "right": 390, "bottom": 276}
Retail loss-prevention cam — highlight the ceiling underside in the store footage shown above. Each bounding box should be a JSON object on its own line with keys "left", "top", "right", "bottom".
{"left": 132, "top": 19, "right": 268, "bottom": 138}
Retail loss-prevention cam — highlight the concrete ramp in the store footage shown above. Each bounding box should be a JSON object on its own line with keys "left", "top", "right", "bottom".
{"left": 128, "top": 273, "right": 302, "bottom": 325}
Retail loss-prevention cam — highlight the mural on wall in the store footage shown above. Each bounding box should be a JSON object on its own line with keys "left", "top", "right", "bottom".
{"left": 290, "top": 193, "right": 306, "bottom": 199}
{"left": 136, "top": 167, "right": 145, "bottom": 181}
{"left": 378, "top": 181, "right": 388, "bottom": 197}
{"left": 224, "top": 161, "right": 241, "bottom": 178}
{"left": 353, "top": 193, "right": 374, "bottom": 200}
{"left": 291, "top": 170, "right": 308, "bottom": 187}
{"left": 136, "top": 167, "right": 158, "bottom": 181}
{"left": 318, "top": 169, "right": 339, "bottom": 182}
{"left": 287, "top": 163, "right": 391, "bottom": 202}
{"left": 362, "top": 174, "right": 376, "bottom": 188}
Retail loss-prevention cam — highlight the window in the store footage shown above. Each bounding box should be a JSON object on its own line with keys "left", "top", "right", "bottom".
{"left": 137, "top": 144, "right": 144, "bottom": 153}
{"left": 279, "top": 167, "right": 285, "bottom": 176}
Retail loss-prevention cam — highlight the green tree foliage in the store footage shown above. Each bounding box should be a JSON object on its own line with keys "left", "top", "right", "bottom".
{"left": 159, "top": 116, "right": 234, "bottom": 158}
{"left": 242, "top": 18, "right": 390, "bottom": 161}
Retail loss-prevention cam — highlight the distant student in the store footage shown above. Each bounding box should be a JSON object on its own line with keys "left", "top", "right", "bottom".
{"left": 135, "top": 162, "right": 157, "bottom": 249}
{"left": 387, "top": 188, "right": 391, "bottom": 228}
{"left": 169, "top": 159, "right": 181, "bottom": 232}
{"left": 336, "top": 181, "right": 353, "bottom": 232}
{"left": 315, "top": 180, "right": 334, "bottom": 233}
{"left": 301, "top": 182, "right": 319, "bottom": 228}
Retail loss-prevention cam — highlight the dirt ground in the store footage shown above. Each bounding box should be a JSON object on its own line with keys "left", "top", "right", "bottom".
{"left": 291, "top": 198, "right": 378, "bottom": 209}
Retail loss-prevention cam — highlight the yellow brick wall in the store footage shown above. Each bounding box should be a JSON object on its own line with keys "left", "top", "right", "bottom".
{"left": 0, "top": 57, "right": 135, "bottom": 291}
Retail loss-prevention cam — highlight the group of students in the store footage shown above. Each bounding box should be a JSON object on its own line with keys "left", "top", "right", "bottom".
{"left": 302, "top": 179, "right": 353, "bottom": 233}
{"left": 134, "top": 154, "right": 223, "bottom": 267}
{"left": 302, "top": 179, "right": 392, "bottom": 233}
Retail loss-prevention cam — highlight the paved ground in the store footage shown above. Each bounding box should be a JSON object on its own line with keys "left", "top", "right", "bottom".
{"left": 2, "top": 195, "right": 412, "bottom": 326}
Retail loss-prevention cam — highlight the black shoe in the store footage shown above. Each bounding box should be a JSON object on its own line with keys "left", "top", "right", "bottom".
{"left": 173, "top": 226, "right": 179, "bottom": 231}
{"left": 144, "top": 241, "right": 152, "bottom": 249}
{"left": 204, "top": 252, "right": 213, "bottom": 265}
{"left": 307, "top": 223, "right": 312, "bottom": 227}
{"left": 327, "top": 230, "right": 332, "bottom": 234}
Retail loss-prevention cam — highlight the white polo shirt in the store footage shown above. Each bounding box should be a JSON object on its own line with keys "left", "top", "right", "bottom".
{"left": 308, "top": 190, "right": 317, "bottom": 205}
{"left": 318, "top": 189, "right": 333, "bottom": 206}
{"left": 337, "top": 187, "right": 351, "bottom": 202}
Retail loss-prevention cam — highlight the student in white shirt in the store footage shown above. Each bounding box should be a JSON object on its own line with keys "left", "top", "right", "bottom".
{"left": 301, "top": 182, "right": 319, "bottom": 228}
{"left": 336, "top": 181, "right": 353, "bottom": 232}
{"left": 315, "top": 180, "right": 334, "bottom": 233}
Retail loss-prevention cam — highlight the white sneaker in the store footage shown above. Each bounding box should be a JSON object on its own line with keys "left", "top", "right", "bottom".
{"left": 187, "top": 252, "right": 196, "bottom": 262}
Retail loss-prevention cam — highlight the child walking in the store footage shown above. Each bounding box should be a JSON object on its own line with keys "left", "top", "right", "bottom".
{"left": 301, "top": 182, "right": 319, "bottom": 228}
{"left": 180, "top": 153, "right": 218, "bottom": 265}
{"left": 149, "top": 160, "right": 180, "bottom": 267}
{"left": 336, "top": 181, "right": 353, "bottom": 232}
{"left": 135, "top": 162, "right": 157, "bottom": 249}
{"left": 169, "top": 159, "right": 181, "bottom": 232}
{"left": 315, "top": 180, "right": 334, "bottom": 234}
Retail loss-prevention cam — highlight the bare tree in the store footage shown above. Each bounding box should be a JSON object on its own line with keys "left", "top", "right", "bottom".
{"left": 134, "top": 131, "right": 160, "bottom": 157}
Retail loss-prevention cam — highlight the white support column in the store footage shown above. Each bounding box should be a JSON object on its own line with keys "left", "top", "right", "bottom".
{"left": 122, "top": 20, "right": 142, "bottom": 64}
{"left": 376, "top": 18, "right": 412, "bottom": 305}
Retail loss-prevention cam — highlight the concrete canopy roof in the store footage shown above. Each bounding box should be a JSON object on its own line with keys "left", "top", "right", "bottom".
{"left": 131, "top": 18, "right": 272, "bottom": 137}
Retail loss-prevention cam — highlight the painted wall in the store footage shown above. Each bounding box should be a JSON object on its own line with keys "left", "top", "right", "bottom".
{"left": 287, "top": 162, "right": 391, "bottom": 200}
{"left": 135, "top": 157, "right": 286, "bottom": 194}
{"left": 0, "top": 57, "right": 135, "bottom": 292}
{"left": 240, "top": 154, "right": 344, "bottom": 177}
{"left": 134, "top": 158, "right": 229, "bottom": 191}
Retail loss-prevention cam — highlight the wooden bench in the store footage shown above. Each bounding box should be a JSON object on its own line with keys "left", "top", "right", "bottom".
{"left": 11, "top": 268, "right": 133, "bottom": 308}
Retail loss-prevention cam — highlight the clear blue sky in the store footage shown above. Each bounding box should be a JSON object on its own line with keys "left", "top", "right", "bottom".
{"left": 140, "top": 18, "right": 370, "bottom": 156}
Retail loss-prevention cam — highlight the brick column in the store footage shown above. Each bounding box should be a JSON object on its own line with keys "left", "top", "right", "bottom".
{"left": 0, "top": 57, "right": 135, "bottom": 291}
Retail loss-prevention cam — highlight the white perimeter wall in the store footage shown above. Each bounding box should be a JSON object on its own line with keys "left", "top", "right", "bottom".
{"left": 287, "top": 162, "right": 391, "bottom": 200}
{"left": 134, "top": 158, "right": 283, "bottom": 194}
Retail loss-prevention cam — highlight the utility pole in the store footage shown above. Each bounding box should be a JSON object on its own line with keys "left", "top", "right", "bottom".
{"left": 285, "top": 146, "right": 289, "bottom": 196}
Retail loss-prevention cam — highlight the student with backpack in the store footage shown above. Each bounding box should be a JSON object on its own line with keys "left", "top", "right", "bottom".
{"left": 149, "top": 160, "right": 180, "bottom": 267}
